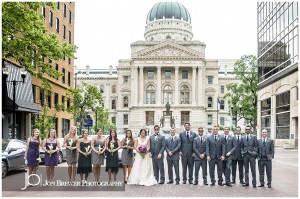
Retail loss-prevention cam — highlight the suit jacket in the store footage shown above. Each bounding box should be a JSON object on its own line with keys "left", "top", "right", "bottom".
{"left": 150, "top": 134, "right": 166, "bottom": 157}
{"left": 223, "top": 135, "right": 236, "bottom": 160}
{"left": 193, "top": 136, "right": 207, "bottom": 160}
{"left": 165, "top": 136, "right": 181, "bottom": 160}
{"left": 241, "top": 134, "right": 258, "bottom": 158}
{"left": 257, "top": 138, "right": 274, "bottom": 160}
{"left": 206, "top": 134, "right": 225, "bottom": 159}
{"left": 232, "top": 135, "right": 243, "bottom": 160}
{"left": 179, "top": 131, "right": 197, "bottom": 157}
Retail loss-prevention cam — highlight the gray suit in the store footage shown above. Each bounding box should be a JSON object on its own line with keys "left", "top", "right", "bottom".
{"left": 150, "top": 134, "right": 166, "bottom": 183}
{"left": 206, "top": 134, "right": 225, "bottom": 184}
{"left": 179, "top": 131, "right": 196, "bottom": 183}
{"left": 241, "top": 134, "right": 258, "bottom": 186}
{"left": 257, "top": 138, "right": 274, "bottom": 186}
{"left": 231, "top": 134, "right": 244, "bottom": 183}
{"left": 193, "top": 136, "right": 207, "bottom": 184}
{"left": 165, "top": 136, "right": 181, "bottom": 183}
{"left": 222, "top": 135, "right": 236, "bottom": 183}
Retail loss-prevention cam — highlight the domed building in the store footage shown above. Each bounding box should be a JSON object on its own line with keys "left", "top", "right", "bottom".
{"left": 76, "top": 2, "right": 243, "bottom": 135}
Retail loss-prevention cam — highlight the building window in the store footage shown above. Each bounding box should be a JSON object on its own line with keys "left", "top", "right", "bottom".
{"left": 68, "top": 72, "right": 71, "bottom": 86}
{"left": 276, "top": 91, "right": 290, "bottom": 139}
{"left": 261, "top": 98, "right": 271, "bottom": 136}
{"left": 163, "top": 85, "right": 173, "bottom": 104}
{"left": 32, "top": 85, "right": 36, "bottom": 103}
{"left": 165, "top": 70, "right": 171, "bottom": 79}
{"left": 42, "top": 7, "right": 46, "bottom": 19}
{"left": 123, "top": 96, "right": 128, "bottom": 107}
{"left": 111, "top": 99, "right": 116, "bottom": 109}
{"left": 146, "top": 85, "right": 155, "bottom": 104}
{"left": 208, "top": 76, "right": 213, "bottom": 84}
{"left": 54, "top": 93, "right": 59, "bottom": 107}
{"left": 56, "top": 18, "right": 59, "bottom": 32}
{"left": 61, "top": 119, "right": 70, "bottom": 137}
{"left": 63, "top": 4, "right": 67, "bottom": 17}
{"left": 147, "top": 70, "right": 154, "bottom": 79}
{"left": 56, "top": 2, "right": 60, "bottom": 9}
{"left": 69, "top": 10, "right": 72, "bottom": 24}
{"left": 221, "top": 85, "right": 225, "bottom": 94}
{"left": 62, "top": 96, "right": 65, "bottom": 109}
{"left": 123, "top": 76, "right": 128, "bottom": 84}
{"left": 39, "top": 88, "right": 44, "bottom": 106}
{"left": 180, "top": 85, "right": 190, "bottom": 104}
{"left": 49, "top": 11, "right": 53, "bottom": 26}
{"left": 112, "top": 85, "right": 116, "bottom": 93}
{"left": 182, "top": 70, "right": 188, "bottom": 79}
{"left": 220, "top": 117, "right": 225, "bottom": 126}
{"left": 55, "top": 64, "right": 59, "bottom": 80}
{"left": 208, "top": 97, "right": 213, "bottom": 108}
{"left": 100, "top": 85, "right": 104, "bottom": 93}
{"left": 68, "top": 58, "right": 71, "bottom": 64}
{"left": 146, "top": 111, "right": 154, "bottom": 126}
{"left": 181, "top": 111, "right": 190, "bottom": 125}
{"left": 63, "top": 25, "right": 66, "bottom": 39}
{"left": 62, "top": 68, "right": 65, "bottom": 83}
{"left": 208, "top": 115, "right": 212, "bottom": 125}
{"left": 47, "top": 91, "right": 51, "bottom": 108}
{"left": 68, "top": 31, "right": 72, "bottom": 44}
{"left": 111, "top": 117, "right": 116, "bottom": 125}
{"left": 123, "top": 114, "right": 128, "bottom": 125}
{"left": 220, "top": 99, "right": 225, "bottom": 110}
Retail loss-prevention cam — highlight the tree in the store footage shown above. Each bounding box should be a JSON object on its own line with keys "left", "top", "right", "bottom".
{"left": 66, "top": 82, "right": 103, "bottom": 134}
{"left": 2, "top": 2, "right": 76, "bottom": 87}
{"left": 93, "top": 106, "right": 116, "bottom": 135}
{"left": 224, "top": 55, "right": 258, "bottom": 134}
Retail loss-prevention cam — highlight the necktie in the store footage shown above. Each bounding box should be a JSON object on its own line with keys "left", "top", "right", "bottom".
{"left": 187, "top": 132, "right": 189, "bottom": 139}
{"left": 238, "top": 136, "right": 240, "bottom": 143}
{"left": 247, "top": 136, "right": 249, "bottom": 142}
{"left": 171, "top": 137, "right": 174, "bottom": 143}
{"left": 201, "top": 137, "right": 203, "bottom": 143}
{"left": 214, "top": 136, "right": 217, "bottom": 142}
{"left": 263, "top": 139, "right": 266, "bottom": 145}
{"left": 225, "top": 136, "right": 227, "bottom": 142}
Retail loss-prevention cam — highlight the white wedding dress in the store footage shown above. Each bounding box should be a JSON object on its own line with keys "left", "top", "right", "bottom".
{"left": 127, "top": 137, "right": 157, "bottom": 186}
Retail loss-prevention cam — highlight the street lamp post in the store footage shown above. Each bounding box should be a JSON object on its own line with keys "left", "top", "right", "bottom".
{"left": 3, "top": 66, "right": 27, "bottom": 139}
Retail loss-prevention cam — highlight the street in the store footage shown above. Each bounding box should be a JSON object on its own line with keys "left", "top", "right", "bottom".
{"left": 2, "top": 148, "right": 298, "bottom": 197}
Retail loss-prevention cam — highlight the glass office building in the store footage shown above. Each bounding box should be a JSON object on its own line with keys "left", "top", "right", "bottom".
{"left": 257, "top": 2, "right": 298, "bottom": 148}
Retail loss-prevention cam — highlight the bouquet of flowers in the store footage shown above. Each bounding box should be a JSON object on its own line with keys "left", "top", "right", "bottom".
{"left": 138, "top": 145, "right": 147, "bottom": 159}
{"left": 126, "top": 138, "right": 131, "bottom": 151}
{"left": 68, "top": 139, "right": 74, "bottom": 149}
{"left": 98, "top": 144, "right": 103, "bottom": 153}
{"left": 48, "top": 143, "right": 53, "bottom": 157}
{"left": 84, "top": 146, "right": 90, "bottom": 157}
{"left": 110, "top": 142, "right": 115, "bottom": 156}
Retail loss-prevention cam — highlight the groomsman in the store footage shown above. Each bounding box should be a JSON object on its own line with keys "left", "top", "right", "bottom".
{"left": 179, "top": 122, "right": 197, "bottom": 184}
{"left": 206, "top": 125, "right": 225, "bottom": 186}
{"left": 241, "top": 125, "right": 258, "bottom": 188}
{"left": 165, "top": 128, "right": 181, "bottom": 185}
{"left": 193, "top": 127, "right": 208, "bottom": 185}
{"left": 222, "top": 126, "right": 236, "bottom": 187}
{"left": 257, "top": 129, "right": 274, "bottom": 188}
{"left": 150, "top": 125, "right": 166, "bottom": 184}
{"left": 231, "top": 126, "right": 245, "bottom": 184}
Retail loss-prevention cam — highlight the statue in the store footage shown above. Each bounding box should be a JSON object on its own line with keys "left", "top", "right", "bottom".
{"left": 159, "top": 116, "right": 163, "bottom": 127}
{"left": 165, "top": 102, "right": 171, "bottom": 116}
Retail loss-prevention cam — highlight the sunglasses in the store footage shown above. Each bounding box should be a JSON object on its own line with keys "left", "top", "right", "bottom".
{"left": 154, "top": 128, "right": 159, "bottom": 130}
{"left": 246, "top": 129, "right": 251, "bottom": 130}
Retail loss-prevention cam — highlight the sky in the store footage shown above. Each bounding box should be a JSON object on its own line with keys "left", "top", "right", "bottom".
{"left": 74, "top": 0, "right": 257, "bottom": 69}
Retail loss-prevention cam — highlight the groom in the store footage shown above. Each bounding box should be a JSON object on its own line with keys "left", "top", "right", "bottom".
{"left": 150, "top": 125, "right": 166, "bottom": 184}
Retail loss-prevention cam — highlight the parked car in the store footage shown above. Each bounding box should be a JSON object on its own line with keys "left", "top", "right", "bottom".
{"left": 40, "top": 138, "right": 66, "bottom": 164}
{"left": 2, "top": 139, "right": 26, "bottom": 178}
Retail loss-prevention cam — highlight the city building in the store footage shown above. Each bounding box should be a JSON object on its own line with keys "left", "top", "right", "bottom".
{"left": 257, "top": 2, "right": 298, "bottom": 148}
{"left": 76, "top": 2, "right": 244, "bottom": 136}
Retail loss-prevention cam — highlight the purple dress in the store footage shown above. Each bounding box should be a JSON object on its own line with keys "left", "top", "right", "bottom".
{"left": 27, "top": 138, "right": 39, "bottom": 167}
{"left": 44, "top": 139, "right": 58, "bottom": 166}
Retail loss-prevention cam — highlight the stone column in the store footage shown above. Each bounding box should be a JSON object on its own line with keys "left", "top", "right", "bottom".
{"left": 105, "top": 83, "right": 110, "bottom": 108}
{"left": 157, "top": 66, "right": 161, "bottom": 105}
{"left": 139, "top": 66, "right": 144, "bottom": 105}
{"left": 131, "top": 66, "right": 138, "bottom": 106}
{"left": 198, "top": 65, "right": 203, "bottom": 106}
{"left": 192, "top": 66, "right": 197, "bottom": 105}
{"left": 174, "top": 66, "right": 179, "bottom": 105}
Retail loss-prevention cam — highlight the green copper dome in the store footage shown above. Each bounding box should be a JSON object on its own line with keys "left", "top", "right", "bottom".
{"left": 146, "top": 2, "right": 191, "bottom": 24}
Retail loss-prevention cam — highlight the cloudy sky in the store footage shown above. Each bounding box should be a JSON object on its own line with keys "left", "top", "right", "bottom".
{"left": 74, "top": 0, "right": 257, "bottom": 69}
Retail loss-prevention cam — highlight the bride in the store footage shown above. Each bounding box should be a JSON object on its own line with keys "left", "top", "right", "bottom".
{"left": 127, "top": 129, "right": 157, "bottom": 186}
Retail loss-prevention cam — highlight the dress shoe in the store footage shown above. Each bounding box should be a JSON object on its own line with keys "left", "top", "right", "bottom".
{"left": 240, "top": 181, "right": 246, "bottom": 184}
{"left": 183, "top": 181, "right": 187, "bottom": 184}
{"left": 218, "top": 183, "right": 223, "bottom": 186}
{"left": 159, "top": 181, "right": 165, "bottom": 184}
{"left": 167, "top": 181, "right": 173, "bottom": 184}
{"left": 176, "top": 182, "right": 180, "bottom": 185}
{"left": 189, "top": 181, "right": 193, "bottom": 184}
{"left": 258, "top": 185, "right": 264, "bottom": 187}
{"left": 268, "top": 184, "right": 271, "bottom": 188}
{"left": 224, "top": 183, "right": 232, "bottom": 187}
{"left": 204, "top": 182, "right": 208, "bottom": 185}
{"left": 253, "top": 185, "right": 257, "bottom": 188}
{"left": 231, "top": 181, "right": 236, "bottom": 184}
{"left": 210, "top": 183, "right": 215, "bottom": 186}
{"left": 193, "top": 182, "right": 198, "bottom": 185}
{"left": 243, "top": 184, "right": 249, "bottom": 187}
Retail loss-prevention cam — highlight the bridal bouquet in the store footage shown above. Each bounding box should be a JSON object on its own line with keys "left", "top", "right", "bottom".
{"left": 84, "top": 146, "right": 90, "bottom": 157}
{"left": 138, "top": 145, "right": 147, "bottom": 159}
{"left": 48, "top": 143, "right": 53, "bottom": 157}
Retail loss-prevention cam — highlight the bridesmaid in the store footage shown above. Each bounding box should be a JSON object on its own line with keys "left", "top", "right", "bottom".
{"left": 63, "top": 126, "right": 79, "bottom": 182}
{"left": 105, "top": 130, "right": 121, "bottom": 182}
{"left": 77, "top": 129, "right": 92, "bottom": 184}
{"left": 24, "top": 129, "right": 41, "bottom": 185}
{"left": 121, "top": 129, "right": 134, "bottom": 183}
{"left": 42, "top": 129, "right": 60, "bottom": 182}
{"left": 91, "top": 128, "right": 106, "bottom": 182}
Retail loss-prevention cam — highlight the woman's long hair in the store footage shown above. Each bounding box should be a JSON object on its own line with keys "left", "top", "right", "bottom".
{"left": 109, "top": 129, "right": 117, "bottom": 143}
{"left": 65, "top": 126, "right": 79, "bottom": 140}
{"left": 47, "top": 129, "right": 57, "bottom": 139}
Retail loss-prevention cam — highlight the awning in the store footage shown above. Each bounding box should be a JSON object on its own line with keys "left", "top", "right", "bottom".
{"left": 2, "top": 59, "right": 41, "bottom": 113}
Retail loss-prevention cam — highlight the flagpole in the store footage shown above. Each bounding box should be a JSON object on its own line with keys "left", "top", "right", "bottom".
{"left": 217, "top": 98, "right": 219, "bottom": 126}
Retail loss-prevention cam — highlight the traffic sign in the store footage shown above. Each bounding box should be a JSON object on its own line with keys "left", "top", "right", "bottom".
{"left": 84, "top": 119, "right": 93, "bottom": 127}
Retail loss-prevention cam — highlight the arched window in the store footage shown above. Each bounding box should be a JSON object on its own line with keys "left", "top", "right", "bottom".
{"left": 166, "top": 35, "right": 171, "bottom": 40}
{"left": 146, "top": 85, "right": 155, "bottom": 104}
{"left": 163, "top": 85, "right": 173, "bottom": 104}
{"left": 208, "top": 97, "right": 213, "bottom": 108}
{"left": 180, "top": 85, "right": 190, "bottom": 104}
{"left": 220, "top": 117, "right": 225, "bottom": 126}
{"left": 123, "top": 96, "right": 128, "bottom": 108}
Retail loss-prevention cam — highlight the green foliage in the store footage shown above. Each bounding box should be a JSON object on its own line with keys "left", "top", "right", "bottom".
{"left": 2, "top": 2, "right": 76, "bottom": 87}
{"left": 93, "top": 106, "right": 116, "bottom": 134}
{"left": 224, "top": 55, "right": 258, "bottom": 134}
